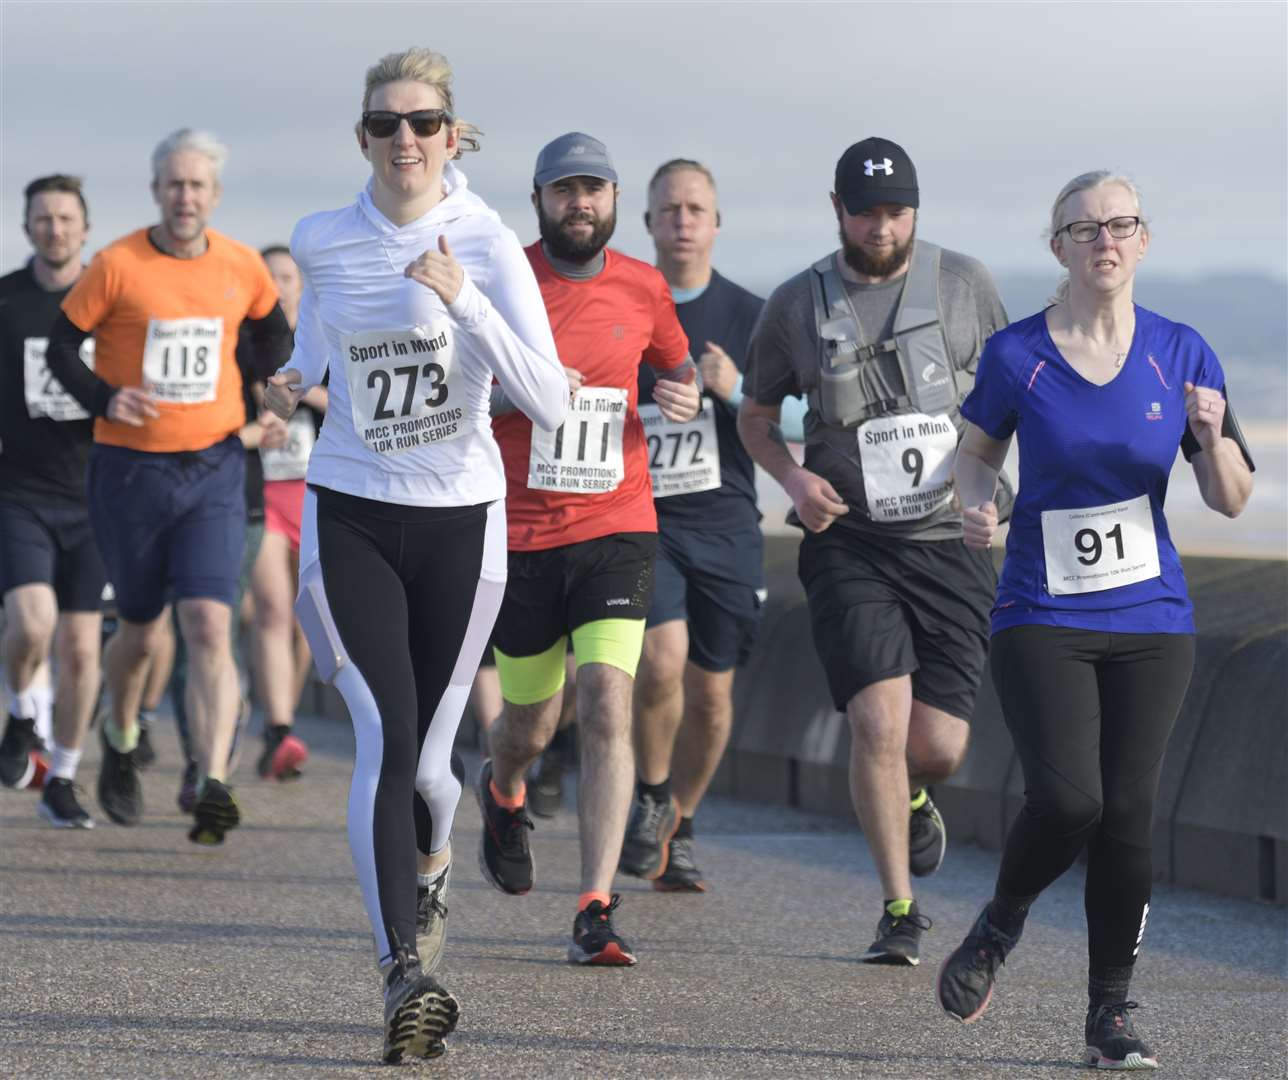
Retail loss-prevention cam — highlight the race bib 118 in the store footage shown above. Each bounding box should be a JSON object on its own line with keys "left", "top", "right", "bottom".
{"left": 1041, "top": 493, "right": 1161, "bottom": 596}
{"left": 639, "top": 399, "right": 720, "bottom": 498}
{"left": 342, "top": 324, "right": 468, "bottom": 456}
{"left": 142, "top": 317, "right": 222, "bottom": 403}
{"left": 528, "top": 386, "right": 627, "bottom": 493}
{"left": 859, "top": 412, "right": 957, "bottom": 522}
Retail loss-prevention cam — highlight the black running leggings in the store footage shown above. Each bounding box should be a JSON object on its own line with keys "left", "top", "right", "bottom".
{"left": 990, "top": 625, "right": 1195, "bottom": 970}
{"left": 307, "top": 486, "right": 505, "bottom": 968}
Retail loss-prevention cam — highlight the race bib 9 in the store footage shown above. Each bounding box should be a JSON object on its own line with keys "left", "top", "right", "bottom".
{"left": 859, "top": 412, "right": 957, "bottom": 522}
{"left": 24, "top": 337, "right": 95, "bottom": 421}
{"left": 1041, "top": 494, "right": 1161, "bottom": 596}
{"left": 142, "top": 317, "right": 223, "bottom": 403}
{"left": 260, "top": 412, "right": 316, "bottom": 482}
{"left": 342, "top": 324, "right": 468, "bottom": 456}
{"left": 528, "top": 386, "right": 627, "bottom": 493}
{"left": 639, "top": 399, "right": 720, "bottom": 498}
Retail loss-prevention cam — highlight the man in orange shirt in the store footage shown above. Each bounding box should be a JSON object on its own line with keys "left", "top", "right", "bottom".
{"left": 45, "top": 128, "right": 293, "bottom": 844}
{"left": 478, "top": 133, "right": 701, "bottom": 965}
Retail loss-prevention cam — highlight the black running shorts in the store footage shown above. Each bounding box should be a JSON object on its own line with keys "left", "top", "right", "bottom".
{"left": 0, "top": 498, "right": 107, "bottom": 612}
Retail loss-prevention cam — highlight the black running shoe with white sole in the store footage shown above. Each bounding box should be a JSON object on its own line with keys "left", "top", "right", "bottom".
{"left": 475, "top": 759, "right": 534, "bottom": 894}
{"left": 937, "top": 904, "right": 1020, "bottom": 1022}
{"left": 39, "top": 777, "right": 95, "bottom": 829}
{"left": 909, "top": 791, "right": 947, "bottom": 878}
{"left": 188, "top": 778, "right": 241, "bottom": 845}
{"left": 568, "top": 894, "right": 637, "bottom": 966}
{"left": 860, "top": 902, "right": 931, "bottom": 966}
{"left": 97, "top": 726, "right": 142, "bottom": 825}
{"left": 0, "top": 715, "right": 40, "bottom": 788}
{"left": 618, "top": 790, "right": 679, "bottom": 880}
{"left": 382, "top": 949, "right": 460, "bottom": 1063}
{"left": 416, "top": 863, "right": 450, "bottom": 976}
{"left": 1084, "top": 1002, "right": 1159, "bottom": 1071}
{"left": 653, "top": 836, "right": 707, "bottom": 892}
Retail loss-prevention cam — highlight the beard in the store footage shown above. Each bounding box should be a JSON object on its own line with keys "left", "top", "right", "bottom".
{"left": 538, "top": 202, "right": 616, "bottom": 263}
{"left": 838, "top": 220, "right": 915, "bottom": 278}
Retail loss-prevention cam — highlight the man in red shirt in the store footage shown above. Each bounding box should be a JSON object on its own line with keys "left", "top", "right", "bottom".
{"left": 479, "top": 133, "right": 700, "bottom": 965}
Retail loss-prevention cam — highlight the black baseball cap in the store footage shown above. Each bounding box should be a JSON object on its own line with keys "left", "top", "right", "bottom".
{"left": 834, "top": 137, "right": 919, "bottom": 214}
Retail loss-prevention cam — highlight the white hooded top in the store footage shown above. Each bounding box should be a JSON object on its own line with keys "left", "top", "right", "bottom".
{"left": 287, "top": 162, "right": 566, "bottom": 506}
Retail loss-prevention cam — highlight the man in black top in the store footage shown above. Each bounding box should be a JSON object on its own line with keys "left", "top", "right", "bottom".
{"left": 0, "top": 175, "right": 103, "bottom": 827}
{"left": 620, "top": 160, "right": 767, "bottom": 890}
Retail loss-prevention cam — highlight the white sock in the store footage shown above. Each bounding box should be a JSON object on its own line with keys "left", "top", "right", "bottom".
{"left": 5, "top": 680, "right": 38, "bottom": 722}
{"left": 417, "top": 862, "right": 449, "bottom": 889}
{"left": 51, "top": 743, "right": 82, "bottom": 781}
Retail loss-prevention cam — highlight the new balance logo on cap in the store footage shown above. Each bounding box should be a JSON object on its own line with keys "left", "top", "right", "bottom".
{"left": 864, "top": 158, "right": 893, "bottom": 176}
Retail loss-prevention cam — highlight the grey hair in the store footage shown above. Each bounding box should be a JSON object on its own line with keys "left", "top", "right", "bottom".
{"left": 151, "top": 128, "right": 228, "bottom": 183}
{"left": 1047, "top": 171, "right": 1147, "bottom": 304}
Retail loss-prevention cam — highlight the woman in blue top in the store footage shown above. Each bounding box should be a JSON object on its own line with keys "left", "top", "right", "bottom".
{"left": 935, "top": 171, "right": 1254, "bottom": 1071}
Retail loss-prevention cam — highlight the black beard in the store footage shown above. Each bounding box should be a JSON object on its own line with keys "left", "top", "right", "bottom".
{"left": 838, "top": 221, "right": 915, "bottom": 278}
{"left": 538, "top": 202, "right": 616, "bottom": 263}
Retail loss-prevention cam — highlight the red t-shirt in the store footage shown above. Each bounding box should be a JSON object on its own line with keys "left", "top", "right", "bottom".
{"left": 494, "top": 245, "right": 689, "bottom": 550}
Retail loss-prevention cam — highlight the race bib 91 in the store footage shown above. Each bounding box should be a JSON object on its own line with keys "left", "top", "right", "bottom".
{"left": 260, "top": 412, "right": 316, "bottom": 482}
{"left": 342, "top": 324, "right": 468, "bottom": 456}
{"left": 859, "top": 412, "right": 957, "bottom": 522}
{"left": 1041, "top": 494, "right": 1161, "bottom": 596}
{"left": 639, "top": 399, "right": 720, "bottom": 498}
{"left": 142, "top": 317, "right": 222, "bottom": 403}
{"left": 528, "top": 386, "right": 627, "bottom": 493}
{"left": 24, "top": 337, "right": 96, "bottom": 421}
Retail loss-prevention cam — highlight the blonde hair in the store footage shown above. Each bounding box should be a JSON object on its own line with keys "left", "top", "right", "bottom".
{"left": 361, "top": 47, "right": 481, "bottom": 157}
{"left": 1047, "top": 170, "right": 1148, "bottom": 304}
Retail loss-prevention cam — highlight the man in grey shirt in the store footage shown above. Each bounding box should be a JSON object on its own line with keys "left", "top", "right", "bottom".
{"left": 738, "top": 137, "right": 1008, "bottom": 967}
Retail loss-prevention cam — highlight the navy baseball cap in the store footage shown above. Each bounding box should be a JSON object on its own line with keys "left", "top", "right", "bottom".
{"left": 533, "top": 132, "right": 618, "bottom": 187}
{"left": 834, "top": 137, "right": 919, "bottom": 213}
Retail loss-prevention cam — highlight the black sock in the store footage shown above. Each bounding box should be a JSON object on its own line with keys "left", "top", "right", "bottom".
{"left": 674, "top": 816, "right": 694, "bottom": 840}
{"left": 1088, "top": 964, "right": 1134, "bottom": 1009}
{"left": 986, "top": 889, "right": 1036, "bottom": 939}
{"left": 269, "top": 723, "right": 292, "bottom": 741}
{"left": 637, "top": 777, "right": 671, "bottom": 803}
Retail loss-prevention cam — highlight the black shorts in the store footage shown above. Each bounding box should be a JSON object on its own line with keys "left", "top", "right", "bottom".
{"left": 798, "top": 527, "right": 996, "bottom": 719}
{"left": 492, "top": 532, "right": 657, "bottom": 658}
{"left": 647, "top": 519, "right": 763, "bottom": 672}
{"left": 0, "top": 499, "right": 107, "bottom": 612}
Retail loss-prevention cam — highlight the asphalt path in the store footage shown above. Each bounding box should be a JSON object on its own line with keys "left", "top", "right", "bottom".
{"left": 1, "top": 711, "right": 1284, "bottom": 1078}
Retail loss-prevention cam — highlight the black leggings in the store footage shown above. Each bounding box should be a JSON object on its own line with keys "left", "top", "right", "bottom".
{"left": 304, "top": 486, "right": 505, "bottom": 968}
{"left": 991, "top": 625, "right": 1195, "bottom": 970}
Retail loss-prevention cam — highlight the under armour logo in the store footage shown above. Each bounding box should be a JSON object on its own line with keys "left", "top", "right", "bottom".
{"left": 864, "top": 158, "right": 893, "bottom": 176}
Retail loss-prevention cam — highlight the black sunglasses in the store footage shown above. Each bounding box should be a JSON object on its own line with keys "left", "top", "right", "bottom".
{"left": 361, "top": 109, "right": 452, "bottom": 139}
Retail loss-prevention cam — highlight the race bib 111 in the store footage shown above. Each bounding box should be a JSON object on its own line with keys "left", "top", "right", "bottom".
{"left": 639, "top": 399, "right": 720, "bottom": 498}
{"left": 528, "top": 386, "right": 627, "bottom": 493}
{"left": 1041, "top": 494, "right": 1161, "bottom": 596}
{"left": 24, "top": 337, "right": 96, "bottom": 421}
{"left": 142, "top": 317, "right": 222, "bottom": 403}
{"left": 342, "top": 324, "right": 468, "bottom": 456}
{"left": 859, "top": 412, "right": 957, "bottom": 522}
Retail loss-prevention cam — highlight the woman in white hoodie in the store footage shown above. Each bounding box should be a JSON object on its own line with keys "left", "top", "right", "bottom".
{"left": 265, "top": 47, "right": 567, "bottom": 1063}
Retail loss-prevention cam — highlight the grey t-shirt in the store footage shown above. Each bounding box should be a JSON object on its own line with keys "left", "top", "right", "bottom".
{"left": 745, "top": 243, "right": 1008, "bottom": 540}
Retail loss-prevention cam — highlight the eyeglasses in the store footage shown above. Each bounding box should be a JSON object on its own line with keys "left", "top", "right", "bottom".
{"left": 361, "top": 109, "right": 452, "bottom": 139}
{"left": 1058, "top": 216, "right": 1141, "bottom": 243}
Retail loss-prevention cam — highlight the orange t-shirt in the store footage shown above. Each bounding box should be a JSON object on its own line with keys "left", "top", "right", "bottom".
{"left": 61, "top": 227, "right": 278, "bottom": 452}
{"left": 493, "top": 245, "right": 690, "bottom": 551}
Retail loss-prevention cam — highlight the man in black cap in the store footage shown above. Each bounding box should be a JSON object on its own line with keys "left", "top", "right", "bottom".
{"left": 738, "top": 137, "right": 1009, "bottom": 966}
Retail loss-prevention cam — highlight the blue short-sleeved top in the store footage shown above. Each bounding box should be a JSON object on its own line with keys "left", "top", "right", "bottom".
{"left": 960, "top": 305, "right": 1223, "bottom": 636}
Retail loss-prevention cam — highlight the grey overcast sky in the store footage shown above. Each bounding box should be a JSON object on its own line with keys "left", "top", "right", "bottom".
{"left": 2, "top": 1, "right": 1285, "bottom": 292}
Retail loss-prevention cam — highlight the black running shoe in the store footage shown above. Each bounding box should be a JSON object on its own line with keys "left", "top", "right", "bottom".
{"left": 1084, "top": 1002, "right": 1159, "bottom": 1071}
{"left": 568, "top": 894, "right": 637, "bottom": 966}
{"left": 382, "top": 947, "right": 460, "bottom": 1063}
{"left": 475, "top": 759, "right": 534, "bottom": 895}
{"left": 416, "top": 862, "right": 450, "bottom": 976}
{"left": 38, "top": 777, "right": 95, "bottom": 829}
{"left": 97, "top": 726, "right": 143, "bottom": 825}
{"left": 618, "top": 790, "right": 679, "bottom": 880}
{"left": 909, "top": 791, "right": 947, "bottom": 877}
{"left": 860, "top": 901, "right": 932, "bottom": 966}
{"left": 937, "top": 905, "right": 1020, "bottom": 1022}
{"left": 257, "top": 725, "right": 308, "bottom": 781}
{"left": 134, "top": 721, "right": 157, "bottom": 769}
{"left": 653, "top": 836, "right": 707, "bottom": 893}
{"left": 188, "top": 778, "right": 241, "bottom": 845}
{"left": 526, "top": 750, "right": 563, "bottom": 819}
{"left": 0, "top": 715, "right": 40, "bottom": 788}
